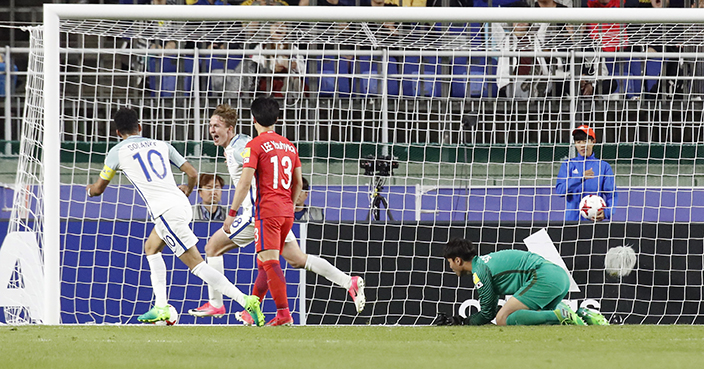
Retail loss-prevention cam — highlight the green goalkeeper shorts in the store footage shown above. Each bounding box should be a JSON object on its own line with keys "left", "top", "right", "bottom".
{"left": 512, "top": 262, "right": 570, "bottom": 311}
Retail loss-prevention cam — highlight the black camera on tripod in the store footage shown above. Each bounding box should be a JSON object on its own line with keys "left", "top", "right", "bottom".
{"left": 359, "top": 154, "right": 398, "bottom": 221}
{"left": 359, "top": 154, "right": 399, "bottom": 177}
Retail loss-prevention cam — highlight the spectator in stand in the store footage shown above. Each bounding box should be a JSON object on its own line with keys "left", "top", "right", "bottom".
{"left": 625, "top": 0, "right": 690, "bottom": 99}
{"left": 241, "top": 0, "right": 308, "bottom": 6}
{"left": 249, "top": 21, "right": 307, "bottom": 102}
{"left": 587, "top": 0, "right": 640, "bottom": 98}
{"left": 118, "top": 0, "right": 164, "bottom": 4}
{"left": 294, "top": 177, "right": 325, "bottom": 221}
{"left": 119, "top": 0, "right": 178, "bottom": 87}
{"left": 493, "top": 1, "right": 577, "bottom": 98}
{"left": 187, "top": 0, "right": 227, "bottom": 4}
{"left": 192, "top": 173, "right": 227, "bottom": 221}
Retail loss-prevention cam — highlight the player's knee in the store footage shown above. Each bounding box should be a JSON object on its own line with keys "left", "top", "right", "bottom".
{"left": 495, "top": 312, "right": 509, "bottom": 326}
{"left": 282, "top": 242, "right": 307, "bottom": 268}
{"left": 203, "top": 243, "right": 217, "bottom": 257}
{"left": 204, "top": 241, "right": 228, "bottom": 257}
{"left": 287, "top": 255, "right": 306, "bottom": 269}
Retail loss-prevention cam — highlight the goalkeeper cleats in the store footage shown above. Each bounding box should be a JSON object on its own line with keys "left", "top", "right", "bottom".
{"left": 138, "top": 305, "right": 170, "bottom": 323}
{"left": 554, "top": 302, "right": 587, "bottom": 326}
{"left": 348, "top": 276, "right": 366, "bottom": 313}
{"left": 188, "top": 302, "right": 226, "bottom": 318}
{"left": 243, "top": 295, "right": 265, "bottom": 327}
{"left": 577, "top": 307, "right": 610, "bottom": 326}
{"left": 235, "top": 310, "right": 255, "bottom": 326}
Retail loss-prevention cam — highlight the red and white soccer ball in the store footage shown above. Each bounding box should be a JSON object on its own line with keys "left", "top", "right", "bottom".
{"left": 154, "top": 305, "right": 179, "bottom": 326}
{"left": 579, "top": 195, "right": 606, "bottom": 220}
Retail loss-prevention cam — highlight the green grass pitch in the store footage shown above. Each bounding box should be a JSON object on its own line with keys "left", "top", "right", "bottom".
{"left": 2, "top": 325, "right": 703, "bottom": 369}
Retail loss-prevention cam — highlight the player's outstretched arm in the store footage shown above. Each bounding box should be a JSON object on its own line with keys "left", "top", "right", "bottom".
{"left": 86, "top": 177, "right": 110, "bottom": 198}
{"left": 178, "top": 161, "right": 198, "bottom": 197}
{"left": 223, "top": 167, "right": 255, "bottom": 233}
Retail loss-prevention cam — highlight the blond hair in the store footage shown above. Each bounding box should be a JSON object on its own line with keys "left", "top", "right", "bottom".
{"left": 212, "top": 104, "right": 238, "bottom": 128}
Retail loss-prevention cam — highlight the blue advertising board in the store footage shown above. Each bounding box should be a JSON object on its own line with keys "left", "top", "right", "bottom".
{"left": 56, "top": 221, "right": 303, "bottom": 325}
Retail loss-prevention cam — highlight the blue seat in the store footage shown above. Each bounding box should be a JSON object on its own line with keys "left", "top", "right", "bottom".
{"left": 473, "top": 0, "right": 520, "bottom": 6}
{"left": 147, "top": 55, "right": 194, "bottom": 97}
{"left": 451, "top": 56, "right": 496, "bottom": 98}
{"left": 316, "top": 56, "right": 351, "bottom": 98}
{"left": 443, "top": 23, "right": 498, "bottom": 98}
{"left": 200, "top": 54, "right": 243, "bottom": 95}
{"left": 0, "top": 61, "right": 18, "bottom": 97}
{"left": 202, "top": 54, "right": 242, "bottom": 73}
{"left": 352, "top": 56, "right": 399, "bottom": 97}
{"left": 401, "top": 56, "right": 441, "bottom": 97}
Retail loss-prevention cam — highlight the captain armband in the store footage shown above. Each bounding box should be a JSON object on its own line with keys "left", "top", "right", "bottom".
{"left": 100, "top": 165, "right": 116, "bottom": 181}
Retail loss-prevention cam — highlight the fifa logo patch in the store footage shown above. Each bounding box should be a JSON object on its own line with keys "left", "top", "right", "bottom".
{"left": 473, "top": 273, "right": 483, "bottom": 289}
{"left": 241, "top": 147, "right": 251, "bottom": 158}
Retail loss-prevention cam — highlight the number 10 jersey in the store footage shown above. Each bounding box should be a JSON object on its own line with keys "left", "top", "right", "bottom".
{"left": 100, "top": 135, "right": 190, "bottom": 219}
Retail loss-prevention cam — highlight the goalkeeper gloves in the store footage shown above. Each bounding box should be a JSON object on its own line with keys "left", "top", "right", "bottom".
{"left": 433, "top": 312, "right": 465, "bottom": 326}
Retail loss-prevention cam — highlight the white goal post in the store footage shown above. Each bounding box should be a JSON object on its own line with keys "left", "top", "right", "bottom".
{"left": 22, "top": 4, "right": 704, "bottom": 325}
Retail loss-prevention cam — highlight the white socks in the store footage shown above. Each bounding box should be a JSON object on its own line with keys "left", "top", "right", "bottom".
{"left": 191, "top": 261, "right": 246, "bottom": 307}
{"left": 146, "top": 253, "right": 168, "bottom": 307}
{"left": 206, "top": 255, "right": 225, "bottom": 308}
{"left": 305, "top": 255, "right": 352, "bottom": 289}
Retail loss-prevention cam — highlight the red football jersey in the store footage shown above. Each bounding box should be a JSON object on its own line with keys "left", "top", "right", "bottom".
{"left": 243, "top": 130, "right": 302, "bottom": 219}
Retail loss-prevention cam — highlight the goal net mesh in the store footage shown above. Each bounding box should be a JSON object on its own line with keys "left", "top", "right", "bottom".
{"left": 13, "top": 8, "right": 704, "bottom": 324}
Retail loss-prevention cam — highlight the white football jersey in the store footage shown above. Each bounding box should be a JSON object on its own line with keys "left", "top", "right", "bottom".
{"left": 224, "top": 134, "right": 256, "bottom": 217}
{"left": 100, "top": 135, "right": 190, "bottom": 219}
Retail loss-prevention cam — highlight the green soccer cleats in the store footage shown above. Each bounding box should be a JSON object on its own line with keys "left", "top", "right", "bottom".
{"left": 577, "top": 307, "right": 610, "bottom": 326}
{"left": 243, "top": 295, "right": 265, "bottom": 327}
{"left": 138, "top": 305, "right": 170, "bottom": 323}
{"left": 554, "top": 302, "right": 587, "bottom": 326}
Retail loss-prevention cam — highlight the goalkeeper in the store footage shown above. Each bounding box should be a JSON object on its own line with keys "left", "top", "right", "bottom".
{"left": 441, "top": 238, "right": 607, "bottom": 326}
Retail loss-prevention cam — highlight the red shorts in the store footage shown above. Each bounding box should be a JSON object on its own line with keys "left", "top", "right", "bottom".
{"left": 254, "top": 217, "right": 294, "bottom": 253}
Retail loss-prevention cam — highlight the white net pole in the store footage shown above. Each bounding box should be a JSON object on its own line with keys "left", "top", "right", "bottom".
{"left": 43, "top": 6, "right": 62, "bottom": 325}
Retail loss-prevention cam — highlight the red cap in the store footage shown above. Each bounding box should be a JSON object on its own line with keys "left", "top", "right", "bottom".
{"left": 572, "top": 125, "right": 596, "bottom": 140}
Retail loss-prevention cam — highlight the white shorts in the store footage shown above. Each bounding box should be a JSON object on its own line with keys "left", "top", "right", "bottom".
{"left": 224, "top": 214, "right": 296, "bottom": 248}
{"left": 154, "top": 205, "right": 198, "bottom": 257}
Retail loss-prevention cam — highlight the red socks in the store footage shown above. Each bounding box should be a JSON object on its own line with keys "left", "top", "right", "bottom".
{"left": 252, "top": 259, "right": 268, "bottom": 302}
{"left": 262, "top": 259, "right": 290, "bottom": 318}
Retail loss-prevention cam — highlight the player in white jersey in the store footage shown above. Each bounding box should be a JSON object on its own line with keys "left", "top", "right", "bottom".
{"left": 86, "top": 108, "right": 265, "bottom": 326}
{"left": 188, "top": 104, "right": 366, "bottom": 321}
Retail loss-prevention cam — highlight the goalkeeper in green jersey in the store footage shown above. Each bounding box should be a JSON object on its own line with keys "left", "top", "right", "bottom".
{"left": 442, "top": 238, "right": 607, "bottom": 326}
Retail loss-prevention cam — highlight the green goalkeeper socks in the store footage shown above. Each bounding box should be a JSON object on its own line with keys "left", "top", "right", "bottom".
{"left": 506, "top": 310, "right": 561, "bottom": 326}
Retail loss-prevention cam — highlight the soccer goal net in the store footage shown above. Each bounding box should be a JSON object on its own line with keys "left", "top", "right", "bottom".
{"left": 5, "top": 5, "right": 704, "bottom": 325}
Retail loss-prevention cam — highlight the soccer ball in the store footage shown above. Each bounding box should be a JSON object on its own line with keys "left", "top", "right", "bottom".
{"left": 154, "top": 305, "right": 179, "bottom": 326}
{"left": 579, "top": 195, "right": 606, "bottom": 220}
{"left": 604, "top": 246, "right": 637, "bottom": 277}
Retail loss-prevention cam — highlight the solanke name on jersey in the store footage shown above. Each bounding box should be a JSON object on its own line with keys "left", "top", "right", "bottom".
{"left": 126, "top": 140, "right": 157, "bottom": 151}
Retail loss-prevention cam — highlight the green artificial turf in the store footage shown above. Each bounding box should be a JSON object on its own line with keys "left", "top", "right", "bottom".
{"left": 1, "top": 325, "right": 703, "bottom": 369}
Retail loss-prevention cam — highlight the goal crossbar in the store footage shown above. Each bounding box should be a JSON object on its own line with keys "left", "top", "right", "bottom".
{"left": 44, "top": 4, "right": 704, "bottom": 24}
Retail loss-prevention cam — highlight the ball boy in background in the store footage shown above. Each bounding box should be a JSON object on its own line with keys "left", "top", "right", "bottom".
{"left": 555, "top": 125, "right": 617, "bottom": 221}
